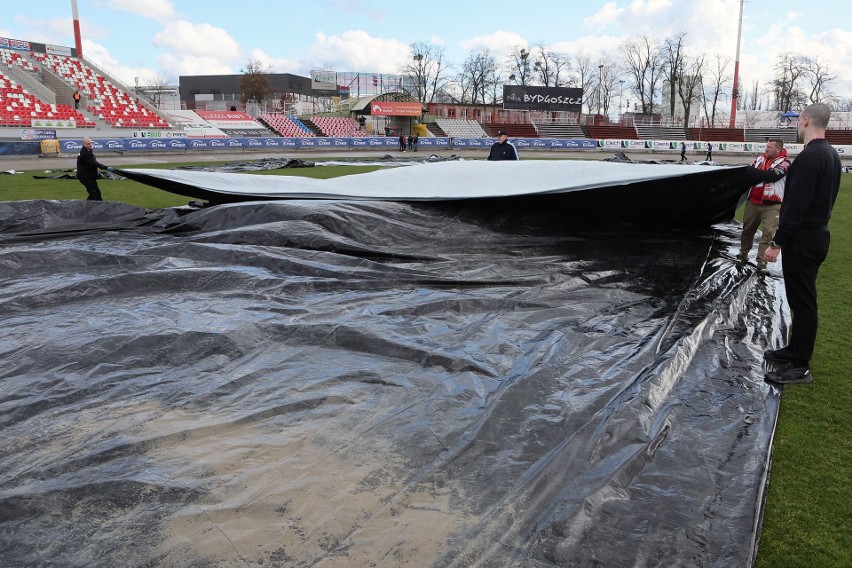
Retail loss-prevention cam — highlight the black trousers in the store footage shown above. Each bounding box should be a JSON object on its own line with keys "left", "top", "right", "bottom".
{"left": 80, "top": 179, "right": 102, "bottom": 201}
{"left": 781, "top": 230, "right": 830, "bottom": 365}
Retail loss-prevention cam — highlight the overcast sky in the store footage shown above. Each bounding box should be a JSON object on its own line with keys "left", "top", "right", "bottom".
{"left": 3, "top": 0, "right": 851, "bottom": 104}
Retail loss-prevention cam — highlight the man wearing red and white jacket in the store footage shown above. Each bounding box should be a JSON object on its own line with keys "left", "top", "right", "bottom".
{"left": 739, "top": 137, "right": 791, "bottom": 273}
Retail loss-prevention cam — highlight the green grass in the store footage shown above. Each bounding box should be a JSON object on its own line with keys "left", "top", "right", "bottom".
{"left": 1, "top": 160, "right": 849, "bottom": 566}
{"left": 0, "top": 161, "right": 384, "bottom": 208}
{"left": 753, "top": 177, "right": 852, "bottom": 568}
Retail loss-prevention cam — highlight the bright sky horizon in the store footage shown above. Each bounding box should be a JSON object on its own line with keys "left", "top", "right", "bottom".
{"left": 2, "top": 0, "right": 851, "bottom": 108}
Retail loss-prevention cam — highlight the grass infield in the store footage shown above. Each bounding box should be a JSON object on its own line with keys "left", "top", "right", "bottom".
{"left": 1, "top": 160, "right": 849, "bottom": 567}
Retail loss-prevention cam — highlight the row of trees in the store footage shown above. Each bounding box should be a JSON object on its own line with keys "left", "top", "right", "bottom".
{"left": 399, "top": 34, "right": 850, "bottom": 125}
{"left": 232, "top": 33, "right": 850, "bottom": 125}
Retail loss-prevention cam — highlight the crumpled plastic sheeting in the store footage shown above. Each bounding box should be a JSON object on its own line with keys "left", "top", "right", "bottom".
{"left": 0, "top": 198, "right": 785, "bottom": 567}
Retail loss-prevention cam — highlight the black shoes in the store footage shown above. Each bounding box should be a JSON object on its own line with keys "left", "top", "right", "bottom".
{"left": 764, "top": 347, "right": 797, "bottom": 363}
{"left": 765, "top": 366, "right": 812, "bottom": 385}
{"left": 764, "top": 347, "right": 812, "bottom": 385}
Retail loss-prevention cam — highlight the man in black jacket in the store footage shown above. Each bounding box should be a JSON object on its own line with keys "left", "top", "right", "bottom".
{"left": 487, "top": 130, "right": 519, "bottom": 161}
{"left": 762, "top": 103, "right": 841, "bottom": 384}
{"left": 76, "top": 137, "right": 113, "bottom": 201}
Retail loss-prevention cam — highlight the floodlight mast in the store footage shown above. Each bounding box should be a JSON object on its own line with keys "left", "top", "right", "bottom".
{"left": 71, "top": 0, "right": 84, "bottom": 58}
{"left": 729, "top": 0, "right": 744, "bottom": 128}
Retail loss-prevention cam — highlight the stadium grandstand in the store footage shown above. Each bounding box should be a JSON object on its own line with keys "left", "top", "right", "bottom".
{"left": 2, "top": 30, "right": 852, "bottom": 149}
{"left": 33, "top": 53, "right": 170, "bottom": 129}
{"left": 257, "top": 113, "right": 316, "bottom": 137}
{"left": 1, "top": 69, "right": 93, "bottom": 128}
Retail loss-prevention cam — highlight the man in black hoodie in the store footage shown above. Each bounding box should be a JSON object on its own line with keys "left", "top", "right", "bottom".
{"left": 76, "top": 137, "right": 113, "bottom": 201}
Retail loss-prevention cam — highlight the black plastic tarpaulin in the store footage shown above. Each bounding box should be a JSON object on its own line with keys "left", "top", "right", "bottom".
{"left": 0, "top": 171, "right": 786, "bottom": 567}
{"left": 116, "top": 160, "right": 753, "bottom": 227}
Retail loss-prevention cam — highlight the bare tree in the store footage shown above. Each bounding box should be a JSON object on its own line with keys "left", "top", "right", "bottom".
{"left": 529, "top": 43, "right": 571, "bottom": 87}
{"left": 142, "top": 71, "right": 173, "bottom": 108}
{"left": 507, "top": 45, "right": 533, "bottom": 85}
{"left": 620, "top": 34, "right": 664, "bottom": 115}
{"left": 836, "top": 96, "right": 852, "bottom": 113}
{"left": 771, "top": 53, "right": 808, "bottom": 111}
{"left": 404, "top": 42, "right": 450, "bottom": 104}
{"left": 661, "top": 33, "right": 687, "bottom": 119}
{"left": 748, "top": 79, "right": 761, "bottom": 110}
{"left": 595, "top": 55, "right": 621, "bottom": 117}
{"left": 676, "top": 54, "right": 704, "bottom": 130}
{"left": 802, "top": 55, "right": 836, "bottom": 104}
{"left": 458, "top": 49, "right": 500, "bottom": 104}
{"left": 572, "top": 51, "right": 594, "bottom": 113}
{"left": 701, "top": 54, "right": 731, "bottom": 127}
{"left": 239, "top": 59, "right": 273, "bottom": 106}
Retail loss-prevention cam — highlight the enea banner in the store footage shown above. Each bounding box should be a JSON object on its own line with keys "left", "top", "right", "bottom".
{"left": 503, "top": 86, "right": 583, "bottom": 112}
{"left": 369, "top": 101, "right": 423, "bottom": 116}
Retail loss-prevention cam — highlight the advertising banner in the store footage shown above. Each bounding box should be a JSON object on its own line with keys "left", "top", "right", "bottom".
{"left": 132, "top": 131, "right": 188, "bottom": 138}
{"left": 20, "top": 129, "right": 57, "bottom": 141}
{"left": 351, "top": 137, "right": 398, "bottom": 148}
{"left": 622, "top": 140, "right": 648, "bottom": 150}
{"left": 31, "top": 118, "right": 77, "bottom": 129}
{"left": 45, "top": 44, "right": 72, "bottom": 57}
{"left": 187, "top": 139, "right": 212, "bottom": 150}
{"left": 87, "top": 139, "right": 126, "bottom": 151}
{"left": 60, "top": 139, "right": 84, "bottom": 153}
{"left": 369, "top": 101, "right": 423, "bottom": 116}
{"left": 598, "top": 139, "right": 624, "bottom": 149}
{"left": 552, "top": 139, "right": 597, "bottom": 149}
{"left": 503, "top": 86, "right": 583, "bottom": 112}
{"left": 451, "top": 138, "right": 488, "bottom": 148}
{"left": 0, "top": 37, "right": 31, "bottom": 51}
{"left": 314, "top": 137, "right": 351, "bottom": 149}
{"left": 516, "top": 138, "right": 550, "bottom": 149}
{"left": 418, "top": 138, "right": 449, "bottom": 147}
{"left": 195, "top": 110, "right": 254, "bottom": 122}
{"left": 164, "top": 138, "right": 188, "bottom": 150}
{"left": 311, "top": 70, "right": 338, "bottom": 92}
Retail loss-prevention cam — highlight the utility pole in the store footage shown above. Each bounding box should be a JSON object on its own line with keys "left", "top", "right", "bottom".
{"left": 730, "top": 0, "right": 744, "bottom": 128}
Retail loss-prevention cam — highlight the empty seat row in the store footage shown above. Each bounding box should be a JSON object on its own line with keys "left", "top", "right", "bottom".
{"left": 33, "top": 52, "right": 171, "bottom": 129}
{"left": 0, "top": 71, "right": 94, "bottom": 127}
{"left": 435, "top": 118, "right": 488, "bottom": 138}
{"left": 0, "top": 49, "right": 39, "bottom": 72}
{"left": 310, "top": 116, "right": 368, "bottom": 137}
{"left": 257, "top": 113, "right": 315, "bottom": 137}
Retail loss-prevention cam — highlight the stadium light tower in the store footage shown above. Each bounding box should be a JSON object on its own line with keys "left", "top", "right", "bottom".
{"left": 71, "top": 0, "right": 83, "bottom": 58}
{"left": 729, "top": 0, "right": 744, "bottom": 128}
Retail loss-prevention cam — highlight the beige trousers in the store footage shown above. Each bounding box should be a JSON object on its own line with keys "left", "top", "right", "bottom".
{"left": 740, "top": 201, "right": 781, "bottom": 267}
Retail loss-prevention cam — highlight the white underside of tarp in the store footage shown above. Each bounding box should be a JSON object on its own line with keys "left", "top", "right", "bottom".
{"left": 124, "top": 160, "right": 734, "bottom": 201}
